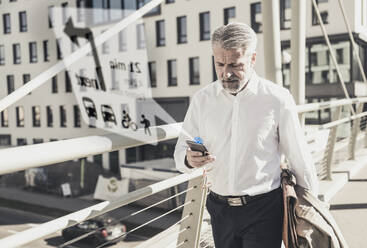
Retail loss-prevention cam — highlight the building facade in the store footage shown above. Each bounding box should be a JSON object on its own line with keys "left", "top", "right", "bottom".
{"left": 1, "top": 0, "right": 367, "bottom": 173}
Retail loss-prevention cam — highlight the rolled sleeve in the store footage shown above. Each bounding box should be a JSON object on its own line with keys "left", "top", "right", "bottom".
{"left": 174, "top": 95, "right": 200, "bottom": 174}
{"left": 279, "top": 90, "right": 319, "bottom": 196}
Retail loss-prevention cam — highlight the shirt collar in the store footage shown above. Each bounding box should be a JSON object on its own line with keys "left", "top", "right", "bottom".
{"left": 215, "top": 71, "right": 259, "bottom": 96}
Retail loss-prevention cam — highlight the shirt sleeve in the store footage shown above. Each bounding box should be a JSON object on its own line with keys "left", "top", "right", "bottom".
{"left": 279, "top": 90, "right": 319, "bottom": 197}
{"left": 174, "top": 94, "right": 200, "bottom": 174}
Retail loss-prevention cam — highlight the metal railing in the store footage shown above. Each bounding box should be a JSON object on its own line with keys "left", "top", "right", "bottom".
{"left": 1, "top": 98, "right": 367, "bottom": 247}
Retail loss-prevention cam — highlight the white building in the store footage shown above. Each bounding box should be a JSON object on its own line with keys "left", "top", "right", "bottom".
{"left": 1, "top": 0, "right": 367, "bottom": 174}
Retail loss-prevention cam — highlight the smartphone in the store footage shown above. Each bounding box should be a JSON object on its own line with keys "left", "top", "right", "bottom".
{"left": 186, "top": 140, "right": 208, "bottom": 155}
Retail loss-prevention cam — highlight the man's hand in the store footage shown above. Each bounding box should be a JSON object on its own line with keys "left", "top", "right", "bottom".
{"left": 186, "top": 148, "right": 215, "bottom": 168}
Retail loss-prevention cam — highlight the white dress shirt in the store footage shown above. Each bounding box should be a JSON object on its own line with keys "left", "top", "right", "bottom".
{"left": 174, "top": 73, "right": 319, "bottom": 197}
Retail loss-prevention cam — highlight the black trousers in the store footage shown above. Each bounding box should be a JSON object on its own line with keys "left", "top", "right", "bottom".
{"left": 206, "top": 188, "right": 283, "bottom": 248}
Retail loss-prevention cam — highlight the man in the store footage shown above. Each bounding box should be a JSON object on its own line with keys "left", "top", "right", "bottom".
{"left": 174, "top": 23, "right": 319, "bottom": 248}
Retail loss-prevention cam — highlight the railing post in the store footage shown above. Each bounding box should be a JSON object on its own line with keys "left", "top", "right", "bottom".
{"left": 322, "top": 106, "right": 342, "bottom": 180}
{"left": 349, "top": 103, "right": 363, "bottom": 160}
{"left": 177, "top": 174, "right": 207, "bottom": 248}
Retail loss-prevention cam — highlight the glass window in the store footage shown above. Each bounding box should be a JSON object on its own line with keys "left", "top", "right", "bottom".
{"left": 156, "top": 20, "right": 165, "bottom": 46}
{"left": 65, "top": 71, "right": 72, "bottom": 92}
{"left": 74, "top": 105, "right": 81, "bottom": 127}
{"left": 136, "top": 0, "right": 161, "bottom": 17}
{"left": 0, "top": 135, "right": 11, "bottom": 146}
{"left": 13, "top": 43, "right": 21, "bottom": 64}
{"left": 148, "top": 61, "right": 157, "bottom": 87}
{"left": 3, "top": 13, "right": 11, "bottom": 34}
{"left": 56, "top": 39, "right": 63, "bottom": 60}
{"left": 16, "top": 106, "right": 24, "bottom": 127}
{"left": 312, "top": 0, "right": 329, "bottom": 25}
{"left": 17, "top": 138, "right": 27, "bottom": 146}
{"left": 93, "top": 154, "right": 103, "bottom": 166}
{"left": 189, "top": 57, "right": 200, "bottom": 85}
{"left": 199, "top": 12, "right": 210, "bottom": 41}
{"left": 32, "top": 106, "right": 41, "bottom": 127}
{"left": 177, "top": 16, "right": 187, "bottom": 44}
{"left": 109, "top": 150, "right": 120, "bottom": 175}
{"left": 33, "top": 138, "right": 43, "bottom": 144}
{"left": 29, "top": 42, "right": 37, "bottom": 63}
{"left": 280, "top": 0, "right": 291, "bottom": 30}
{"left": 62, "top": 2, "right": 68, "bottom": 24}
{"left": 7, "top": 75, "right": 14, "bottom": 94}
{"left": 118, "top": 30, "right": 127, "bottom": 51}
{"left": 224, "top": 7, "right": 235, "bottom": 25}
{"left": 46, "top": 106, "right": 53, "bottom": 127}
{"left": 76, "top": 0, "right": 86, "bottom": 22}
{"left": 1, "top": 109, "right": 9, "bottom": 127}
{"left": 52, "top": 75, "right": 58, "bottom": 93}
{"left": 251, "top": 2, "right": 262, "bottom": 33}
{"left": 166, "top": 0, "right": 174, "bottom": 3}
{"left": 136, "top": 23, "right": 146, "bottom": 49}
{"left": 23, "top": 73, "right": 31, "bottom": 95}
{"left": 48, "top": 6, "right": 54, "bottom": 28}
{"left": 60, "top": 105, "right": 67, "bottom": 127}
{"left": 167, "top": 59, "right": 177, "bottom": 86}
{"left": 19, "top": 11, "right": 27, "bottom": 32}
{"left": 0, "top": 45, "right": 4, "bottom": 65}
{"left": 43, "top": 40, "right": 49, "bottom": 61}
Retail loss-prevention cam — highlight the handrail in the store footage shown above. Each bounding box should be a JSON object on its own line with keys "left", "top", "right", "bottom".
{"left": 0, "top": 123, "right": 181, "bottom": 175}
{"left": 1, "top": 98, "right": 366, "bottom": 176}
{"left": 0, "top": 168, "right": 204, "bottom": 248}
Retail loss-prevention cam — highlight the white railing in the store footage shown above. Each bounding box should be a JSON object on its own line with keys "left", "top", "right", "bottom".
{"left": 1, "top": 98, "right": 367, "bottom": 247}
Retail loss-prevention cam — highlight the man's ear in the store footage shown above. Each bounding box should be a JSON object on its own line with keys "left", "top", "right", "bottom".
{"left": 251, "top": 52, "right": 257, "bottom": 67}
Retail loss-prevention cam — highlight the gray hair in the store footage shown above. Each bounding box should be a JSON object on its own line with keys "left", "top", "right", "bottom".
{"left": 211, "top": 22, "right": 257, "bottom": 55}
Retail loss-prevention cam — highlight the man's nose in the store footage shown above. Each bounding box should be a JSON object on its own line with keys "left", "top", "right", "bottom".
{"left": 223, "top": 67, "right": 232, "bottom": 79}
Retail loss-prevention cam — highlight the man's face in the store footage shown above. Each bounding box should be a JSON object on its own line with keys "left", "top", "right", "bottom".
{"left": 213, "top": 44, "right": 256, "bottom": 94}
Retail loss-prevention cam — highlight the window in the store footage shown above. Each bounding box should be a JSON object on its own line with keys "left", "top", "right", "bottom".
{"left": 93, "top": 154, "right": 103, "bottom": 166}
{"left": 156, "top": 20, "right": 165, "bottom": 46}
{"left": 312, "top": 0, "right": 328, "bottom": 25}
{"left": 13, "top": 43, "right": 21, "bottom": 64}
{"left": 62, "top": 2, "right": 68, "bottom": 24}
{"left": 251, "top": 2, "right": 262, "bottom": 33}
{"left": 19, "top": 11, "right": 27, "bottom": 32}
{"left": 23, "top": 74, "right": 30, "bottom": 85}
{"left": 280, "top": 0, "right": 291, "bottom": 30}
{"left": 336, "top": 48, "right": 344, "bottom": 64}
{"left": 43, "top": 40, "right": 49, "bottom": 61}
{"left": 136, "top": 23, "right": 146, "bottom": 49}
{"left": 177, "top": 16, "right": 187, "bottom": 44}
{"left": 118, "top": 30, "right": 127, "bottom": 51}
{"left": 199, "top": 12, "right": 210, "bottom": 41}
{"left": 0, "top": 45, "right": 4, "bottom": 65}
{"left": 7, "top": 75, "right": 15, "bottom": 94}
{"left": 74, "top": 105, "right": 81, "bottom": 127}
{"left": 166, "top": 0, "right": 174, "bottom": 3}
{"left": 60, "top": 106, "right": 67, "bottom": 127}
{"left": 76, "top": 0, "right": 86, "bottom": 22}
{"left": 3, "top": 13, "right": 11, "bottom": 34}
{"left": 136, "top": 0, "right": 161, "bottom": 17}
{"left": 167, "top": 59, "right": 177, "bottom": 86}
{"left": 65, "top": 71, "right": 72, "bottom": 92}
{"left": 33, "top": 138, "right": 43, "bottom": 144}
{"left": 46, "top": 106, "right": 53, "bottom": 127}
{"left": 224, "top": 7, "right": 235, "bottom": 25}
{"left": 56, "top": 39, "right": 63, "bottom": 60}
{"left": 17, "top": 138, "right": 27, "bottom": 146}
{"left": 48, "top": 6, "right": 54, "bottom": 28}
{"left": 16, "top": 106, "right": 24, "bottom": 127}
{"left": 0, "top": 135, "right": 11, "bottom": 146}
{"left": 109, "top": 151, "right": 120, "bottom": 175}
{"left": 1, "top": 109, "right": 9, "bottom": 127}
{"left": 148, "top": 61, "right": 157, "bottom": 87}
{"left": 52, "top": 75, "right": 58, "bottom": 93}
{"left": 189, "top": 57, "right": 200, "bottom": 85}
{"left": 23, "top": 74, "right": 31, "bottom": 95}
{"left": 32, "top": 106, "right": 41, "bottom": 127}
{"left": 29, "top": 42, "right": 37, "bottom": 63}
